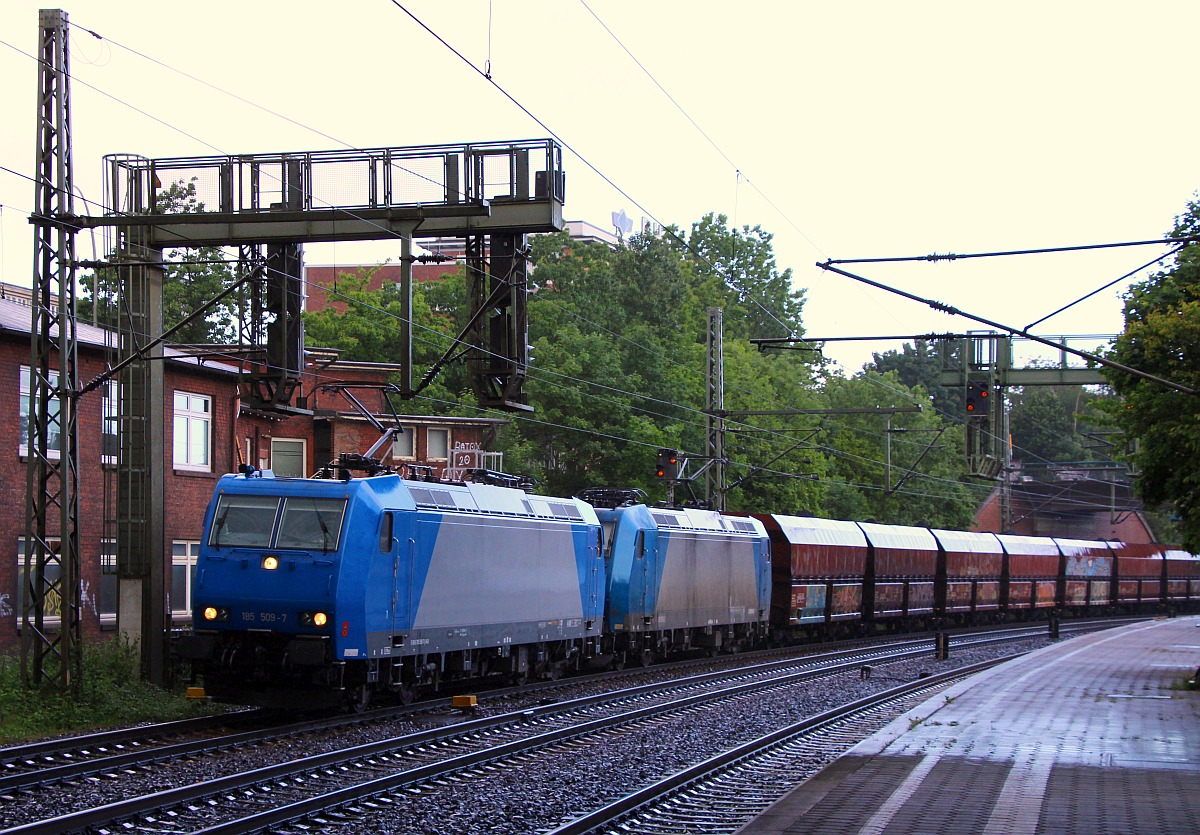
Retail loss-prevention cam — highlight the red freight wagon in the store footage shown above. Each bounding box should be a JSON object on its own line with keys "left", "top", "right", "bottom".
{"left": 1054, "top": 538, "right": 1115, "bottom": 609}
{"left": 995, "top": 534, "right": 1060, "bottom": 612}
{"left": 930, "top": 529, "right": 1004, "bottom": 619}
{"left": 857, "top": 522, "right": 938, "bottom": 622}
{"left": 1111, "top": 542, "right": 1164, "bottom": 607}
{"left": 755, "top": 515, "right": 867, "bottom": 632}
{"left": 1163, "top": 549, "right": 1200, "bottom": 604}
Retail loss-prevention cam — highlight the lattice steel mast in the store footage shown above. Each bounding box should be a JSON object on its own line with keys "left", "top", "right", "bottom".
{"left": 23, "top": 8, "right": 82, "bottom": 692}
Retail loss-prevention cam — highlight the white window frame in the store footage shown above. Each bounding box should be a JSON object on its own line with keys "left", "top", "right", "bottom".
{"left": 270, "top": 437, "right": 307, "bottom": 478}
{"left": 19, "top": 365, "right": 61, "bottom": 459}
{"left": 99, "top": 539, "right": 117, "bottom": 624}
{"left": 393, "top": 428, "right": 415, "bottom": 460}
{"left": 101, "top": 380, "right": 119, "bottom": 465}
{"left": 171, "top": 540, "right": 201, "bottom": 617}
{"left": 173, "top": 391, "right": 211, "bottom": 472}
{"left": 14, "top": 537, "right": 62, "bottom": 626}
{"left": 427, "top": 427, "right": 451, "bottom": 461}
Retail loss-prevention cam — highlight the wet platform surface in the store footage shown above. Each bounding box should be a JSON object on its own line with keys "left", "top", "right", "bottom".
{"left": 737, "top": 616, "right": 1200, "bottom": 834}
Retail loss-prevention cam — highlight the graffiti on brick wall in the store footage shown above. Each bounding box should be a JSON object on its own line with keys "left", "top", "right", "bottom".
{"left": 0, "top": 592, "right": 11, "bottom": 618}
{"left": 81, "top": 579, "right": 97, "bottom": 618}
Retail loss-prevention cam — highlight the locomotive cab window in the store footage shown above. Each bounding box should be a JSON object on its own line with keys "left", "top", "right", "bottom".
{"left": 601, "top": 522, "right": 616, "bottom": 560}
{"left": 209, "top": 495, "right": 280, "bottom": 548}
{"left": 379, "top": 511, "right": 394, "bottom": 552}
{"left": 277, "top": 498, "right": 348, "bottom": 550}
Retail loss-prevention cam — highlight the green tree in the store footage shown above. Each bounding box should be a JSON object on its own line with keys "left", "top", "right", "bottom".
{"left": 78, "top": 179, "right": 238, "bottom": 344}
{"left": 1104, "top": 196, "right": 1200, "bottom": 549}
{"left": 522, "top": 233, "right": 692, "bottom": 496}
{"left": 818, "top": 370, "right": 976, "bottom": 528}
{"left": 867, "top": 340, "right": 960, "bottom": 417}
{"left": 669, "top": 213, "right": 807, "bottom": 341}
{"left": 302, "top": 267, "right": 473, "bottom": 415}
{"left": 297, "top": 216, "right": 977, "bottom": 525}
{"left": 1005, "top": 383, "right": 1116, "bottom": 465}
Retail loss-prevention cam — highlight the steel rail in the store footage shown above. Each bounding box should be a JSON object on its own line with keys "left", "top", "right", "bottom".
{"left": 542, "top": 656, "right": 1013, "bottom": 835}
{"left": 2, "top": 640, "right": 971, "bottom": 835}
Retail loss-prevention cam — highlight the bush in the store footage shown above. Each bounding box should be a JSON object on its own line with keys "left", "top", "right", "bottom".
{"left": 0, "top": 638, "right": 221, "bottom": 744}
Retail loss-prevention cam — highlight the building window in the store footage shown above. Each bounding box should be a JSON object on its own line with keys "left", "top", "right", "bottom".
{"left": 427, "top": 428, "right": 450, "bottom": 460}
{"left": 102, "top": 381, "right": 119, "bottom": 464}
{"left": 99, "top": 540, "right": 117, "bottom": 623}
{"left": 14, "top": 538, "right": 116, "bottom": 626}
{"left": 393, "top": 428, "right": 415, "bottom": 459}
{"left": 19, "top": 366, "right": 61, "bottom": 458}
{"left": 271, "top": 438, "right": 306, "bottom": 478}
{"left": 173, "top": 392, "right": 211, "bottom": 471}
{"left": 171, "top": 541, "right": 200, "bottom": 617}
{"left": 15, "top": 538, "right": 62, "bottom": 624}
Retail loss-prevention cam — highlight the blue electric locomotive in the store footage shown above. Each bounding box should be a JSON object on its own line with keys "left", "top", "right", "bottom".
{"left": 589, "top": 494, "right": 772, "bottom": 665}
{"left": 180, "top": 468, "right": 604, "bottom": 709}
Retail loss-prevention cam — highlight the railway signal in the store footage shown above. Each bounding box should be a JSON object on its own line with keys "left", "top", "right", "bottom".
{"left": 966, "top": 381, "right": 990, "bottom": 415}
{"left": 655, "top": 448, "right": 679, "bottom": 479}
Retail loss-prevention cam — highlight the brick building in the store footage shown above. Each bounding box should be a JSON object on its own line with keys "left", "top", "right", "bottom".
{"left": 0, "top": 287, "right": 506, "bottom": 654}
{"left": 971, "top": 467, "right": 1157, "bottom": 544}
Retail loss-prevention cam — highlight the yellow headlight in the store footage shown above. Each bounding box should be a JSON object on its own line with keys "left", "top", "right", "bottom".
{"left": 262, "top": 556, "right": 279, "bottom": 570}
{"left": 203, "top": 607, "right": 219, "bottom": 621}
{"left": 313, "top": 612, "right": 328, "bottom": 627}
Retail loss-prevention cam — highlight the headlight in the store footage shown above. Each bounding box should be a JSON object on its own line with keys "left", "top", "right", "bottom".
{"left": 300, "top": 611, "right": 329, "bottom": 627}
{"left": 261, "top": 556, "right": 279, "bottom": 570}
{"left": 202, "top": 606, "right": 230, "bottom": 622}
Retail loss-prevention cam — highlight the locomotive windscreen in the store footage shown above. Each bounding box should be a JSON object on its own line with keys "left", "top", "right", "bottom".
{"left": 277, "top": 498, "right": 348, "bottom": 550}
{"left": 208, "top": 494, "right": 347, "bottom": 551}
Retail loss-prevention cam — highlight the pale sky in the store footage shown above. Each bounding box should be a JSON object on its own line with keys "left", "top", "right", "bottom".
{"left": 2, "top": 1, "right": 1198, "bottom": 371}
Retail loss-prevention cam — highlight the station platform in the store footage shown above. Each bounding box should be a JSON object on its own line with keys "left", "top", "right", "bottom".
{"left": 737, "top": 617, "right": 1200, "bottom": 835}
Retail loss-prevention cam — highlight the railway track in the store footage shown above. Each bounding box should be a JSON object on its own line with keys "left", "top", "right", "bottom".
{"left": 0, "top": 621, "right": 1066, "bottom": 793}
{"left": 542, "top": 659, "right": 1002, "bottom": 835}
{"left": 0, "top": 620, "right": 1131, "bottom": 834}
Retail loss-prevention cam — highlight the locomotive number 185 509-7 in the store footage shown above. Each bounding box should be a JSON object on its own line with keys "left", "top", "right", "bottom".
{"left": 242, "top": 612, "right": 287, "bottom": 623}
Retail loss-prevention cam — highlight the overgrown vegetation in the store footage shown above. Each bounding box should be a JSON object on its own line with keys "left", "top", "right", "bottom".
{"left": 0, "top": 639, "right": 221, "bottom": 744}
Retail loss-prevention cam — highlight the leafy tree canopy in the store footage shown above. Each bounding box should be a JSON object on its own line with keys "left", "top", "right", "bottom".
{"left": 78, "top": 179, "right": 238, "bottom": 345}
{"left": 867, "top": 339, "right": 960, "bottom": 417}
{"left": 1104, "top": 195, "right": 1200, "bottom": 549}
{"left": 305, "top": 216, "right": 978, "bottom": 524}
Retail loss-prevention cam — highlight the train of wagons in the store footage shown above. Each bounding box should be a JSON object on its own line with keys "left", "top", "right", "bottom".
{"left": 178, "top": 457, "right": 1200, "bottom": 709}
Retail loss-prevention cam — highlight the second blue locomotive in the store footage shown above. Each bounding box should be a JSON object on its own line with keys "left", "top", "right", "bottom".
{"left": 595, "top": 498, "right": 771, "bottom": 667}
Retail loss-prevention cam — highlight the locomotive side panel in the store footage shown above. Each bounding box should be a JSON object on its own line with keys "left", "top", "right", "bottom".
{"left": 654, "top": 531, "right": 762, "bottom": 629}
{"left": 603, "top": 505, "right": 768, "bottom": 655}
{"left": 365, "top": 512, "right": 600, "bottom": 658}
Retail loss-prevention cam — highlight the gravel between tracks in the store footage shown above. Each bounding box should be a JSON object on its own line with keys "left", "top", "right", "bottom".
{"left": 0, "top": 637, "right": 1050, "bottom": 833}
